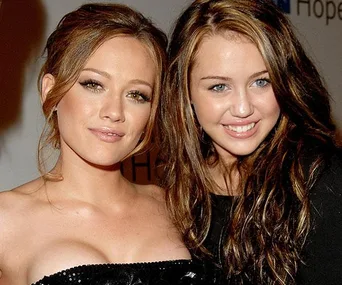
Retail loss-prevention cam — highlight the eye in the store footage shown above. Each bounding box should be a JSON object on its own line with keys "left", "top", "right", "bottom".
{"left": 79, "top": 79, "right": 104, "bottom": 93}
{"left": 127, "top": 90, "right": 151, "bottom": 103}
{"left": 209, "top": 84, "right": 228, "bottom": 92}
{"left": 252, "top": 78, "right": 270, "bottom": 88}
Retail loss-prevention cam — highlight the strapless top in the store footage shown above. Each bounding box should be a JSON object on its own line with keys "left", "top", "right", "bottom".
{"left": 31, "top": 259, "right": 224, "bottom": 285}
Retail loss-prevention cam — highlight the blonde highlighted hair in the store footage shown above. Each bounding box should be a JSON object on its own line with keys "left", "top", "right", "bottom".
{"left": 158, "top": 0, "right": 337, "bottom": 284}
{"left": 38, "top": 3, "right": 167, "bottom": 180}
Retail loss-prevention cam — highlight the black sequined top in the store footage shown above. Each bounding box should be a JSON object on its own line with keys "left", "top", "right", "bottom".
{"left": 31, "top": 259, "right": 224, "bottom": 285}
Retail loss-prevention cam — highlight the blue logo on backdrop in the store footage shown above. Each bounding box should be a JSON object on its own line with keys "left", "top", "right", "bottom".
{"left": 273, "top": 0, "right": 291, "bottom": 13}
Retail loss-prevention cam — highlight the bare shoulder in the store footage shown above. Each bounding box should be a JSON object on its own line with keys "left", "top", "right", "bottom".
{"left": 0, "top": 178, "right": 45, "bottom": 227}
{"left": 0, "top": 178, "right": 44, "bottom": 204}
{"left": 135, "top": 183, "right": 166, "bottom": 203}
{"left": 133, "top": 183, "right": 169, "bottom": 217}
{"left": 0, "top": 179, "right": 45, "bottom": 260}
{"left": 132, "top": 183, "right": 190, "bottom": 260}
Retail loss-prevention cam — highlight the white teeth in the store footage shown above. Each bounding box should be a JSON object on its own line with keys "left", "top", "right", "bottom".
{"left": 227, "top": 122, "right": 255, "bottom": 133}
{"left": 106, "top": 132, "right": 116, "bottom": 136}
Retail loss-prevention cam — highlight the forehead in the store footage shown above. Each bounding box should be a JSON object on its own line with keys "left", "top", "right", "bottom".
{"left": 89, "top": 35, "right": 153, "bottom": 61}
{"left": 194, "top": 31, "right": 253, "bottom": 59}
{"left": 84, "top": 36, "right": 156, "bottom": 75}
{"left": 191, "top": 32, "right": 267, "bottom": 76}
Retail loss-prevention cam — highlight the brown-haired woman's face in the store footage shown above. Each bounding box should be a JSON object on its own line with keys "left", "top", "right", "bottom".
{"left": 42, "top": 36, "right": 156, "bottom": 166}
{"left": 190, "top": 33, "right": 280, "bottom": 161}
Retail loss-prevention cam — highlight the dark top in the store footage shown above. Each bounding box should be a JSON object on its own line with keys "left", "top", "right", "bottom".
{"left": 31, "top": 259, "right": 224, "bottom": 285}
{"left": 204, "top": 151, "right": 342, "bottom": 284}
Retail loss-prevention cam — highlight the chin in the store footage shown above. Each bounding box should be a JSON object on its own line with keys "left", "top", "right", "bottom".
{"left": 84, "top": 151, "right": 132, "bottom": 166}
{"left": 83, "top": 155, "right": 123, "bottom": 167}
{"left": 87, "top": 160, "right": 121, "bottom": 170}
{"left": 231, "top": 146, "right": 259, "bottom": 157}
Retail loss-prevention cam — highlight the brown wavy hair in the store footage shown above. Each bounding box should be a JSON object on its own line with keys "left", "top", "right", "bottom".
{"left": 37, "top": 3, "right": 167, "bottom": 180}
{"left": 157, "top": 0, "right": 337, "bottom": 283}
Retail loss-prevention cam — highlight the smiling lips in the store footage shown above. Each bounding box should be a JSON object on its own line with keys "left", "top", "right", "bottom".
{"left": 105, "top": 132, "right": 121, "bottom": 136}
{"left": 227, "top": 122, "right": 255, "bottom": 133}
{"left": 89, "top": 128, "right": 124, "bottom": 143}
{"left": 223, "top": 122, "right": 257, "bottom": 138}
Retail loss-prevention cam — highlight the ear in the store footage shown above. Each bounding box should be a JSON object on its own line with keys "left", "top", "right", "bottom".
{"left": 41, "top": 73, "right": 55, "bottom": 104}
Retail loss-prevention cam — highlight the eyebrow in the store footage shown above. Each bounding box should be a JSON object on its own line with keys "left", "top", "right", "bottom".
{"left": 82, "top": 68, "right": 153, "bottom": 89}
{"left": 83, "top": 68, "right": 111, "bottom": 79}
{"left": 129, "top": 79, "right": 153, "bottom": 90}
{"left": 200, "top": 70, "right": 269, "bottom": 81}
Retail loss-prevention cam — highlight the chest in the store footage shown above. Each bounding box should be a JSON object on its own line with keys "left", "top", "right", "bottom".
{"left": 3, "top": 205, "right": 171, "bottom": 285}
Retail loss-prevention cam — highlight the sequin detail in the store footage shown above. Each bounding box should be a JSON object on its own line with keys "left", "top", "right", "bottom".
{"left": 31, "top": 259, "right": 223, "bottom": 284}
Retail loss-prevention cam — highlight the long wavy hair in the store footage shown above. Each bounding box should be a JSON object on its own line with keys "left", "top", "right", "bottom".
{"left": 157, "top": 0, "right": 337, "bottom": 284}
{"left": 38, "top": 3, "right": 167, "bottom": 180}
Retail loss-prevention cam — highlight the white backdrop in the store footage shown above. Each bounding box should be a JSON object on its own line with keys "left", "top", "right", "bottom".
{"left": 0, "top": 0, "right": 341, "bottom": 191}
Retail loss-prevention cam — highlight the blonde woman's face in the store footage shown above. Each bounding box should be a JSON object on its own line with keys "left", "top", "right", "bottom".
{"left": 42, "top": 36, "right": 156, "bottom": 167}
{"left": 190, "top": 33, "right": 280, "bottom": 162}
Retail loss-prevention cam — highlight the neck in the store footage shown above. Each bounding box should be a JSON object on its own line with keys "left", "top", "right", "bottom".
{"left": 46, "top": 154, "right": 135, "bottom": 206}
{"left": 209, "top": 160, "right": 241, "bottom": 196}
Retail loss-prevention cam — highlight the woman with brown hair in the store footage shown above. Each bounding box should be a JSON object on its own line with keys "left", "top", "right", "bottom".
{"left": 0, "top": 3, "right": 220, "bottom": 284}
{"left": 158, "top": 0, "right": 342, "bottom": 284}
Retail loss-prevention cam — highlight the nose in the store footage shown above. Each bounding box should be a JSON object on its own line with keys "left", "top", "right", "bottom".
{"left": 229, "top": 88, "right": 254, "bottom": 118}
{"left": 99, "top": 95, "right": 125, "bottom": 122}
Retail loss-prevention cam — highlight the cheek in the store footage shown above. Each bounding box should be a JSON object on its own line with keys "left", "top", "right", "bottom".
{"left": 139, "top": 111, "right": 151, "bottom": 130}
{"left": 59, "top": 95, "right": 95, "bottom": 116}
{"left": 255, "top": 93, "right": 280, "bottom": 118}
{"left": 193, "top": 97, "right": 223, "bottom": 123}
{"left": 264, "top": 101, "right": 281, "bottom": 132}
{"left": 57, "top": 97, "right": 95, "bottom": 131}
{"left": 267, "top": 97, "right": 281, "bottom": 119}
{"left": 128, "top": 106, "right": 151, "bottom": 131}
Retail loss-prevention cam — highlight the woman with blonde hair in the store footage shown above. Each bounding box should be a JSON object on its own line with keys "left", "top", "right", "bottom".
{"left": 158, "top": 0, "right": 342, "bottom": 284}
{"left": 0, "top": 3, "right": 221, "bottom": 284}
